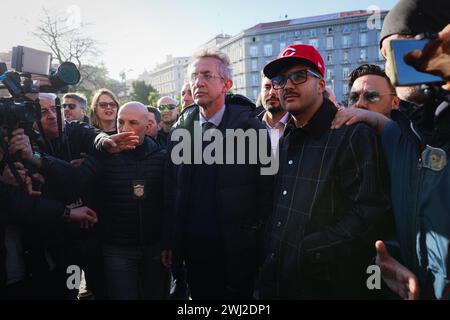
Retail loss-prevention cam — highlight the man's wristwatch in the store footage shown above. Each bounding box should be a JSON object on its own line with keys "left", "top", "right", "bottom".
{"left": 63, "top": 206, "right": 72, "bottom": 223}
{"left": 31, "top": 151, "right": 43, "bottom": 164}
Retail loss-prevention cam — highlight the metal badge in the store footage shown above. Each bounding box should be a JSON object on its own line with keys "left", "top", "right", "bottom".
{"left": 421, "top": 145, "right": 447, "bottom": 171}
{"left": 132, "top": 180, "right": 146, "bottom": 199}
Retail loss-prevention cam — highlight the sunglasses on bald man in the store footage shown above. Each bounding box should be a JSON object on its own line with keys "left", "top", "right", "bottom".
{"left": 158, "top": 104, "right": 178, "bottom": 111}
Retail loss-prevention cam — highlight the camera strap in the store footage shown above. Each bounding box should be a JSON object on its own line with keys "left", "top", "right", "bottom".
{"left": 55, "top": 97, "right": 63, "bottom": 140}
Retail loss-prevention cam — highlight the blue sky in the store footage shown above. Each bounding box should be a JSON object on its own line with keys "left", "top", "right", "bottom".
{"left": 2, "top": 0, "right": 398, "bottom": 80}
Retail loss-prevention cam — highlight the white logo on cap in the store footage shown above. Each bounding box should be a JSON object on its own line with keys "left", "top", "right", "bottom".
{"left": 281, "top": 47, "right": 297, "bottom": 57}
{"left": 318, "top": 62, "right": 323, "bottom": 68}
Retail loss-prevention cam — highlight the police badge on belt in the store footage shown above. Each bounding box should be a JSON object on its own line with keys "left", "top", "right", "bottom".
{"left": 132, "top": 180, "right": 146, "bottom": 199}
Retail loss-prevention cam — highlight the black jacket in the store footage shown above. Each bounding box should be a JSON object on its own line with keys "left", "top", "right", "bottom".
{"left": 41, "top": 137, "right": 167, "bottom": 247}
{"left": 35, "top": 120, "right": 110, "bottom": 205}
{"left": 164, "top": 97, "right": 274, "bottom": 289}
{"left": 0, "top": 181, "right": 67, "bottom": 296}
{"left": 260, "top": 99, "right": 392, "bottom": 299}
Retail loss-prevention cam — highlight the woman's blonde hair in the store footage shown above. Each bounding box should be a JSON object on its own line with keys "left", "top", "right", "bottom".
{"left": 89, "top": 88, "right": 120, "bottom": 129}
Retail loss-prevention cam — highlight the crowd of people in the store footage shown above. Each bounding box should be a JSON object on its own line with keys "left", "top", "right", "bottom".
{"left": 0, "top": 0, "right": 449, "bottom": 300}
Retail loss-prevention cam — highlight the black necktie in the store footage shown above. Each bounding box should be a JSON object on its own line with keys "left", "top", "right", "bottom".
{"left": 202, "top": 121, "right": 216, "bottom": 135}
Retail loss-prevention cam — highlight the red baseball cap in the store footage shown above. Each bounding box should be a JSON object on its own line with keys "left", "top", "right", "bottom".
{"left": 263, "top": 44, "right": 325, "bottom": 79}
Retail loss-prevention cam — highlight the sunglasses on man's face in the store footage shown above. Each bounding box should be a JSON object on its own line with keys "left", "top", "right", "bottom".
{"left": 158, "top": 104, "right": 177, "bottom": 111}
{"left": 63, "top": 103, "right": 77, "bottom": 110}
{"left": 348, "top": 91, "right": 394, "bottom": 105}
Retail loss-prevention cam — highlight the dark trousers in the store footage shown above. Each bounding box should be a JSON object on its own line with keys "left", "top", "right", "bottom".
{"left": 103, "top": 243, "right": 170, "bottom": 300}
{"left": 184, "top": 238, "right": 254, "bottom": 300}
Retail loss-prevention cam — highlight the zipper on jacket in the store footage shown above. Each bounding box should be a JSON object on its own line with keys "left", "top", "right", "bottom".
{"left": 137, "top": 161, "right": 144, "bottom": 246}
{"left": 411, "top": 154, "right": 424, "bottom": 278}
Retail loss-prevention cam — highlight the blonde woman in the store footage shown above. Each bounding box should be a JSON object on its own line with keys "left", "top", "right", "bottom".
{"left": 90, "top": 89, "right": 119, "bottom": 135}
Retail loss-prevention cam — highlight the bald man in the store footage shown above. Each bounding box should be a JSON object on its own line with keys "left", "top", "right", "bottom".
{"left": 30, "top": 101, "right": 170, "bottom": 300}
{"left": 157, "top": 96, "right": 179, "bottom": 135}
{"left": 117, "top": 102, "right": 151, "bottom": 145}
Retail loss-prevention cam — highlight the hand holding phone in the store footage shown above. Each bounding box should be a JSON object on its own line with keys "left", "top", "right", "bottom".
{"left": 386, "top": 38, "right": 444, "bottom": 86}
{"left": 404, "top": 24, "right": 450, "bottom": 84}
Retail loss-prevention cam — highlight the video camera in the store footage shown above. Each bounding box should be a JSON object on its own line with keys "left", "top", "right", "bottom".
{"left": 0, "top": 45, "right": 81, "bottom": 130}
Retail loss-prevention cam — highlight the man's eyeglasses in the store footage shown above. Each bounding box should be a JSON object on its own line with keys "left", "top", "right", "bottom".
{"left": 41, "top": 106, "right": 57, "bottom": 117}
{"left": 158, "top": 104, "right": 177, "bottom": 111}
{"left": 271, "top": 69, "right": 321, "bottom": 90}
{"left": 97, "top": 101, "right": 117, "bottom": 109}
{"left": 189, "top": 72, "right": 224, "bottom": 83}
{"left": 63, "top": 103, "right": 77, "bottom": 110}
{"left": 348, "top": 91, "right": 395, "bottom": 105}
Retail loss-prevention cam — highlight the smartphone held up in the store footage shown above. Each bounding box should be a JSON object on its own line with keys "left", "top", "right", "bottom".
{"left": 386, "top": 38, "right": 445, "bottom": 86}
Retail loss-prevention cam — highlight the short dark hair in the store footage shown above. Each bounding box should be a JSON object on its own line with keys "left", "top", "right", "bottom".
{"left": 63, "top": 92, "right": 87, "bottom": 109}
{"left": 147, "top": 106, "right": 161, "bottom": 123}
{"left": 348, "top": 64, "right": 395, "bottom": 94}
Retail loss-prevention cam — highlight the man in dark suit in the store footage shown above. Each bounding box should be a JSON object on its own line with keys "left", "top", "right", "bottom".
{"left": 162, "top": 47, "right": 273, "bottom": 300}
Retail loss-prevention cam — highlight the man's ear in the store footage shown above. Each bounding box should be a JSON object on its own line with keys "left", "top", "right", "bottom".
{"left": 223, "top": 79, "right": 233, "bottom": 93}
{"left": 317, "top": 78, "right": 326, "bottom": 94}
{"left": 392, "top": 96, "right": 400, "bottom": 110}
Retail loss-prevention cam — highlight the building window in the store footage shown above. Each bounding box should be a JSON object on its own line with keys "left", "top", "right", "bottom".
{"left": 343, "top": 25, "right": 351, "bottom": 33}
{"left": 293, "top": 39, "right": 303, "bottom": 45}
{"left": 309, "top": 38, "right": 319, "bottom": 49}
{"left": 252, "top": 73, "right": 259, "bottom": 86}
{"left": 264, "top": 44, "right": 273, "bottom": 57}
{"left": 280, "top": 33, "right": 286, "bottom": 41}
{"left": 359, "top": 48, "right": 367, "bottom": 62}
{"left": 234, "top": 62, "right": 241, "bottom": 74}
{"left": 342, "top": 67, "right": 350, "bottom": 80}
{"left": 250, "top": 46, "right": 258, "bottom": 57}
{"left": 253, "top": 89, "right": 258, "bottom": 100}
{"left": 309, "top": 29, "right": 317, "bottom": 37}
{"left": 360, "top": 33, "right": 367, "bottom": 46}
{"left": 342, "top": 35, "right": 351, "bottom": 48}
{"left": 294, "top": 31, "right": 302, "bottom": 39}
{"left": 326, "top": 52, "right": 333, "bottom": 64}
{"left": 326, "top": 26, "right": 333, "bottom": 35}
{"left": 236, "top": 75, "right": 243, "bottom": 88}
{"left": 360, "top": 22, "right": 368, "bottom": 32}
{"left": 264, "top": 34, "right": 271, "bottom": 42}
{"left": 251, "top": 59, "right": 258, "bottom": 71}
{"left": 279, "top": 42, "right": 286, "bottom": 52}
{"left": 343, "top": 83, "right": 349, "bottom": 95}
{"left": 326, "top": 37, "right": 334, "bottom": 50}
{"left": 327, "top": 69, "right": 334, "bottom": 81}
{"left": 343, "top": 51, "right": 350, "bottom": 63}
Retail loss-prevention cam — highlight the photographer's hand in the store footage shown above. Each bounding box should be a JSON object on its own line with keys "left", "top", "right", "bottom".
{"left": 2, "top": 162, "right": 27, "bottom": 187}
{"left": 2, "top": 161, "right": 41, "bottom": 196}
{"left": 8, "top": 128, "right": 34, "bottom": 162}
{"left": 404, "top": 24, "right": 450, "bottom": 84}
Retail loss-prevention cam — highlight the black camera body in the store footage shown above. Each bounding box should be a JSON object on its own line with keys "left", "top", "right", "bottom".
{"left": 0, "top": 46, "right": 81, "bottom": 130}
{"left": 0, "top": 97, "right": 41, "bottom": 130}
{"left": 0, "top": 69, "right": 41, "bottom": 130}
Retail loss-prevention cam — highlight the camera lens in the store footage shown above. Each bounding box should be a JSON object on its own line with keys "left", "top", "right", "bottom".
{"left": 56, "top": 62, "right": 81, "bottom": 85}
